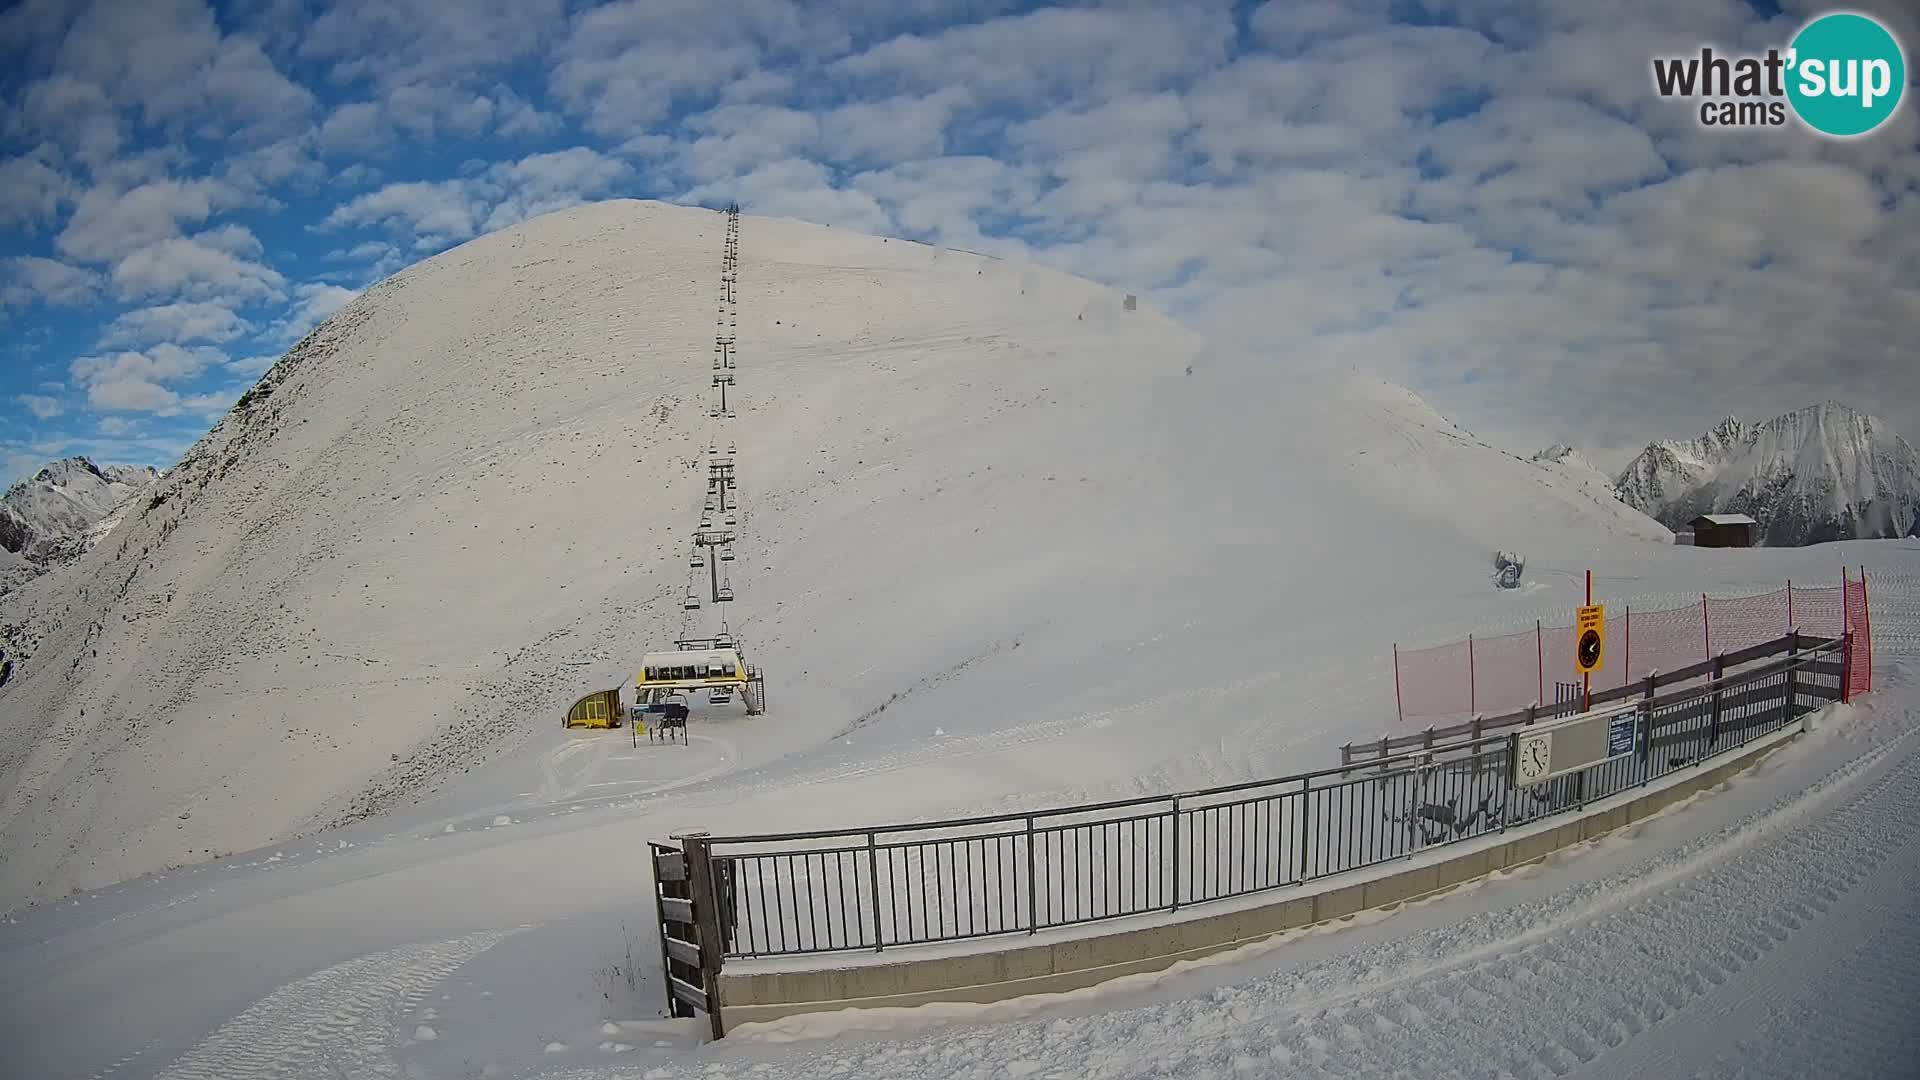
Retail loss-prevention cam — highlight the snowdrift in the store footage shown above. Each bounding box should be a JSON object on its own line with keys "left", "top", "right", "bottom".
{"left": 0, "top": 200, "right": 1672, "bottom": 908}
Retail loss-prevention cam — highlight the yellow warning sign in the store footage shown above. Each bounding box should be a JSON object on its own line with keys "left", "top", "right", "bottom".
{"left": 1576, "top": 604, "right": 1606, "bottom": 674}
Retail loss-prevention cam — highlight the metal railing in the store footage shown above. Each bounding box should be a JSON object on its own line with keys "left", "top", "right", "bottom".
{"left": 694, "top": 634, "right": 1846, "bottom": 960}
{"left": 1347, "top": 629, "right": 1850, "bottom": 764}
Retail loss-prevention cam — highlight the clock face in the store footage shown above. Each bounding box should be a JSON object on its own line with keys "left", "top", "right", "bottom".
{"left": 1516, "top": 734, "right": 1552, "bottom": 783}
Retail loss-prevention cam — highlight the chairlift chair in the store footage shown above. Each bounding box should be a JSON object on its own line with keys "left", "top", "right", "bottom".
{"left": 682, "top": 590, "right": 701, "bottom": 610}
{"left": 691, "top": 550, "right": 705, "bottom": 569}
{"left": 715, "top": 580, "right": 734, "bottom": 602}
{"left": 719, "top": 546, "right": 735, "bottom": 562}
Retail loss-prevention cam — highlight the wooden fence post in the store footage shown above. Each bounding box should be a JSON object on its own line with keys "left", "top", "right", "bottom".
{"left": 677, "top": 832, "right": 727, "bottom": 1041}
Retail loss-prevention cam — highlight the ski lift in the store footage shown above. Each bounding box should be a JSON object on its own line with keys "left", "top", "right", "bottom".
{"left": 682, "top": 590, "right": 701, "bottom": 610}
{"left": 715, "top": 580, "right": 734, "bottom": 602}
{"left": 691, "top": 550, "right": 705, "bottom": 569}
{"left": 719, "top": 546, "right": 735, "bottom": 562}
{"left": 723, "top": 514, "right": 737, "bottom": 528}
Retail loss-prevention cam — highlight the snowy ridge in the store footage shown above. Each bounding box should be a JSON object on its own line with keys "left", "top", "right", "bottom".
{"left": 1615, "top": 403, "right": 1920, "bottom": 545}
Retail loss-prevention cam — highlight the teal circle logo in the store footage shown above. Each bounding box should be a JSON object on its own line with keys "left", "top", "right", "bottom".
{"left": 1786, "top": 12, "right": 1906, "bottom": 137}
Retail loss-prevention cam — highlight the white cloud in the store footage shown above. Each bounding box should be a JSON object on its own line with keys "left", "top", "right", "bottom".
{"left": 493, "top": 87, "right": 564, "bottom": 138}
{"left": 2, "top": 256, "right": 104, "bottom": 307}
{"left": 55, "top": 178, "right": 235, "bottom": 263}
{"left": 97, "top": 415, "right": 139, "bottom": 435}
{"left": 224, "top": 354, "right": 281, "bottom": 377}
{"left": 267, "top": 282, "right": 359, "bottom": 345}
{"left": 8, "top": 73, "right": 122, "bottom": 170}
{"left": 302, "top": 0, "right": 566, "bottom": 92}
{"left": 833, "top": 3, "right": 1238, "bottom": 104}
{"left": 49, "top": 0, "right": 313, "bottom": 138}
{"left": 70, "top": 342, "right": 223, "bottom": 414}
{"left": 322, "top": 179, "right": 484, "bottom": 249}
{"left": 99, "top": 300, "right": 250, "bottom": 346}
{"left": 317, "top": 100, "right": 390, "bottom": 155}
{"left": 549, "top": 0, "right": 849, "bottom": 138}
{"left": 110, "top": 231, "right": 286, "bottom": 303}
{"left": 0, "top": 152, "right": 74, "bottom": 229}
{"left": 325, "top": 240, "right": 395, "bottom": 262}
{"left": 321, "top": 148, "right": 634, "bottom": 250}
{"left": 17, "top": 394, "right": 66, "bottom": 420}
{"left": 480, "top": 148, "right": 633, "bottom": 231}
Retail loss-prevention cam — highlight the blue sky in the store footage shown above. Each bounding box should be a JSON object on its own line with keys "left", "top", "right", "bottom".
{"left": 3, "top": 0, "right": 1917, "bottom": 486}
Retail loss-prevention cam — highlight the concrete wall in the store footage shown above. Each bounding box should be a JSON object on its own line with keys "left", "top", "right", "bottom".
{"left": 713, "top": 730, "right": 1797, "bottom": 1033}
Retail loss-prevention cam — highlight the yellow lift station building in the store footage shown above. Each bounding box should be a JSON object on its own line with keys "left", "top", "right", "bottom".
{"left": 636, "top": 645, "right": 765, "bottom": 715}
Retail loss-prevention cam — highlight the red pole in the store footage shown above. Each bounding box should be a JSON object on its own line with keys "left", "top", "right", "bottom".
{"left": 1535, "top": 619, "right": 1544, "bottom": 706}
{"left": 1468, "top": 634, "right": 1476, "bottom": 715}
{"left": 1702, "top": 592, "right": 1712, "bottom": 660}
{"left": 1393, "top": 644, "right": 1404, "bottom": 724}
{"left": 1584, "top": 570, "right": 1592, "bottom": 711}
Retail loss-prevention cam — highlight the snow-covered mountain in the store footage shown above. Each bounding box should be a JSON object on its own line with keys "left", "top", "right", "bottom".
{"left": 1614, "top": 403, "right": 1920, "bottom": 545}
{"left": 1530, "top": 444, "right": 1674, "bottom": 543}
{"left": 0, "top": 199, "right": 1681, "bottom": 909}
{"left": 0, "top": 457, "right": 160, "bottom": 588}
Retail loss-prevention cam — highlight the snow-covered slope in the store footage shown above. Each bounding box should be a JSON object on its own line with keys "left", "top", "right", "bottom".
{"left": 0, "top": 199, "right": 1677, "bottom": 908}
{"left": 1615, "top": 404, "right": 1920, "bottom": 545}
{"left": 1532, "top": 444, "right": 1673, "bottom": 544}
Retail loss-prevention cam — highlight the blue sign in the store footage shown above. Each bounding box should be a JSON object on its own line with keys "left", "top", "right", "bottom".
{"left": 1608, "top": 713, "right": 1637, "bottom": 757}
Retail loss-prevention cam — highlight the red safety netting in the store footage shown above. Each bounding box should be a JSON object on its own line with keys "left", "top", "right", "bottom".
{"left": 1845, "top": 574, "right": 1872, "bottom": 698}
{"left": 1394, "top": 577, "right": 1871, "bottom": 723}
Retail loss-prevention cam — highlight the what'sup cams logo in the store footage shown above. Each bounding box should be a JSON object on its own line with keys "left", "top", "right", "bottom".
{"left": 1652, "top": 11, "right": 1907, "bottom": 137}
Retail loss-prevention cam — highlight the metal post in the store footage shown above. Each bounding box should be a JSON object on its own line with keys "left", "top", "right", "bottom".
{"left": 1468, "top": 634, "right": 1476, "bottom": 716}
{"left": 1025, "top": 816, "right": 1038, "bottom": 932}
{"left": 1536, "top": 620, "right": 1544, "bottom": 707}
{"left": 866, "top": 832, "right": 883, "bottom": 952}
{"left": 1786, "top": 630, "right": 1800, "bottom": 730}
{"left": 1296, "top": 778, "right": 1310, "bottom": 881}
{"left": 1701, "top": 593, "right": 1712, "bottom": 661}
{"left": 1623, "top": 605, "right": 1632, "bottom": 688}
{"left": 1392, "top": 644, "right": 1403, "bottom": 724}
{"left": 1786, "top": 579, "right": 1793, "bottom": 631}
{"left": 1707, "top": 653, "right": 1725, "bottom": 751}
{"left": 1640, "top": 672, "right": 1657, "bottom": 765}
{"left": 1170, "top": 796, "right": 1182, "bottom": 911}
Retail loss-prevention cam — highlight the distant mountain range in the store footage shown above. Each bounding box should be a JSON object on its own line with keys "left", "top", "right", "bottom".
{"left": 2, "top": 457, "right": 162, "bottom": 592}
{"left": 1609, "top": 402, "right": 1920, "bottom": 546}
